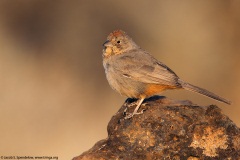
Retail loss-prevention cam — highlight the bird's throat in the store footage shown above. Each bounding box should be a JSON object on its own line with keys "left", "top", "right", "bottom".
{"left": 103, "top": 47, "right": 113, "bottom": 58}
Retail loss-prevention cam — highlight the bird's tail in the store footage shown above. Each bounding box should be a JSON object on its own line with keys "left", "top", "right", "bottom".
{"left": 178, "top": 79, "right": 231, "bottom": 105}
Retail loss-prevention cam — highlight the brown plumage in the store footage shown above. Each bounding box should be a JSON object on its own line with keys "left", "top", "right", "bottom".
{"left": 102, "top": 30, "right": 231, "bottom": 119}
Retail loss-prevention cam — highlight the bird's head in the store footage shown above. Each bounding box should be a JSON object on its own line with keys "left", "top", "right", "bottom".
{"left": 103, "top": 30, "right": 139, "bottom": 58}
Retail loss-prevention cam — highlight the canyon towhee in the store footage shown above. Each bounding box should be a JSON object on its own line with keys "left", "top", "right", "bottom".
{"left": 102, "top": 30, "right": 231, "bottom": 119}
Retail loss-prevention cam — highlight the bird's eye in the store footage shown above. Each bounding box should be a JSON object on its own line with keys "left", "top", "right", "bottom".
{"left": 117, "top": 40, "right": 121, "bottom": 44}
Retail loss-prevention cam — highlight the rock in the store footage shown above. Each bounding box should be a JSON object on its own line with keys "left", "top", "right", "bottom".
{"left": 73, "top": 96, "right": 240, "bottom": 160}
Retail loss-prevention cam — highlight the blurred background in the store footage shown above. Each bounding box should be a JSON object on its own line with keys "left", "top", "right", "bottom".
{"left": 0, "top": 0, "right": 239, "bottom": 159}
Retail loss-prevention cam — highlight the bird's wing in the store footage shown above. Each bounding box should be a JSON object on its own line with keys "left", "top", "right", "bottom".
{"left": 114, "top": 50, "right": 180, "bottom": 87}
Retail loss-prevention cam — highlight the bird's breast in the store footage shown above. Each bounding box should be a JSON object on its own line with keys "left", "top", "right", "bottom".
{"left": 103, "top": 61, "right": 146, "bottom": 98}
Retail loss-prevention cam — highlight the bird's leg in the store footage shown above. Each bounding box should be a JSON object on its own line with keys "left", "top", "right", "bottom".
{"left": 132, "top": 97, "right": 145, "bottom": 115}
{"left": 124, "top": 97, "right": 145, "bottom": 119}
{"left": 123, "top": 99, "right": 139, "bottom": 115}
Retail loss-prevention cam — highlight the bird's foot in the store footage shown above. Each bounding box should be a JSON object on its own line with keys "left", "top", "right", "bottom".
{"left": 123, "top": 97, "right": 146, "bottom": 119}
{"left": 124, "top": 108, "right": 146, "bottom": 119}
{"left": 123, "top": 103, "right": 147, "bottom": 116}
{"left": 124, "top": 100, "right": 138, "bottom": 108}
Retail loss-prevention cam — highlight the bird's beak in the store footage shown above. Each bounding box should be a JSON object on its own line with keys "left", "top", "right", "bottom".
{"left": 103, "top": 40, "right": 112, "bottom": 47}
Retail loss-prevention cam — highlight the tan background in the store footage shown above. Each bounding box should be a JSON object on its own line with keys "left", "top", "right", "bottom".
{"left": 0, "top": 1, "right": 239, "bottom": 159}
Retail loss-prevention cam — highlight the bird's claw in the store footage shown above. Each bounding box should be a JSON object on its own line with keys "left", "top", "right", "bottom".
{"left": 124, "top": 109, "right": 146, "bottom": 119}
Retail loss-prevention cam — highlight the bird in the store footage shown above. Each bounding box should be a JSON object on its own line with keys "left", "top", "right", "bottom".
{"left": 102, "top": 30, "right": 231, "bottom": 119}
